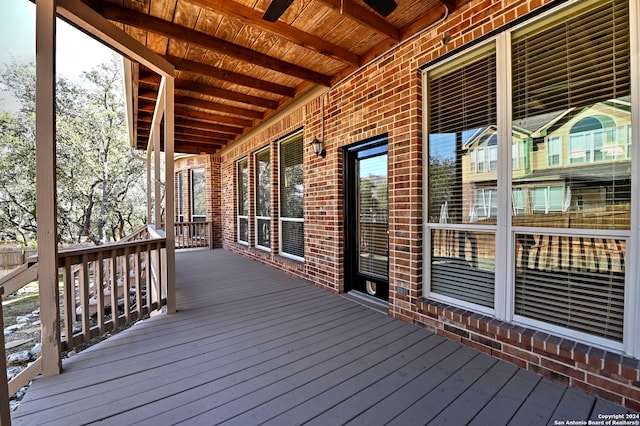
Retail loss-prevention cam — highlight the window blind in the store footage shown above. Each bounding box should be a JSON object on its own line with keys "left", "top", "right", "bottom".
{"left": 515, "top": 233, "right": 625, "bottom": 341}
{"left": 512, "top": 0, "right": 629, "bottom": 121}
{"left": 358, "top": 154, "right": 388, "bottom": 278}
{"left": 280, "top": 133, "right": 304, "bottom": 259}
{"left": 430, "top": 230, "right": 495, "bottom": 308}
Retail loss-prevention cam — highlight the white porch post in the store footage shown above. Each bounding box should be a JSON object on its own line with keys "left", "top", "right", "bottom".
{"left": 164, "top": 77, "right": 176, "bottom": 314}
{"left": 146, "top": 147, "right": 152, "bottom": 224}
{"left": 36, "top": 0, "right": 62, "bottom": 376}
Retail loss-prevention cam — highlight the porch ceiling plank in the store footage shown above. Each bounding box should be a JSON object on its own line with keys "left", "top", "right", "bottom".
{"left": 174, "top": 141, "right": 224, "bottom": 154}
{"left": 175, "top": 133, "right": 228, "bottom": 145}
{"left": 174, "top": 94, "right": 264, "bottom": 120}
{"left": 174, "top": 126, "right": 232, "bottom": 140}
{"left": 175, "top": 79, "right": 279, "bottom": 110}
{"left": 175, "top": 117, "right": 241, "bottom": 136}
{"left": 175, "top": 106, "right": 253, "bottom": 128}
{"left": 82, "top": 0, "right": 333, "bottom": 86}
{"left": 183, "top": 0, "right": 361, "bottom": 66}
{"left": 316, "top": 0, "right": 401, "bottom": 41}
{"left": 399, "top": 3, "right": 449, "bottom": 39}
{"left": 165, "top": 55, "right": 296, "bottom": 98}
{"left": 57, "top": 0, "right": 174, "bottom": 77}
{"left": 138, "top": 89, "right": 159, "bottom": 101}
{"left": 174, "top": 114, "right": 243, "bottom": 135}
{"left": 175, "top": 107, "right": 248, "bottom": 130}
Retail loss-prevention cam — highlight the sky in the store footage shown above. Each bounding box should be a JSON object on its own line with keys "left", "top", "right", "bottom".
{"left": 0, "top": 1, "right": 117, "bottom": 111}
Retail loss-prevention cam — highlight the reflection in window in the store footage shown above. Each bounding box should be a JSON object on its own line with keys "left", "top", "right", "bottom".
{"left": 191, "top": 168, "right": 206, "bottom": 221}
{"left": 237, "top": 158, "right": 248, "bottom": 244}
{"left": 255, "top": 147, "right": 271, "bottom": 250}
{"left": 280, "top": 132, "right": 304, "bottom": 260}
{"left": 427, "top": 43, "right": 497, "bottom": 311}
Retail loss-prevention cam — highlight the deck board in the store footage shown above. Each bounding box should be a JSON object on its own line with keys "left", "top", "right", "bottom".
{"left": 12, "top": 249, "right": 634, "bottom": 425}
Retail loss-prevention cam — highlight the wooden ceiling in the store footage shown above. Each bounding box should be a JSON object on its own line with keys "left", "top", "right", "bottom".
{"left": 80, "top": 0, "right": 460, "bottom": 155}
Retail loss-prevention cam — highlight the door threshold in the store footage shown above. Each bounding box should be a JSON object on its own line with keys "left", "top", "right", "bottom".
{"left": 342, "top": 291, "right": 389, "bottom": 315}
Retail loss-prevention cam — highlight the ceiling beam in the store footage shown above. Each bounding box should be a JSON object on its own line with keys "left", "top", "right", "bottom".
{"left": 176, "top": 117, "right": 242, "bottom": 137}
{"left": 175, "top": 106, "right": 253, "bottom": 128}
{"left": 176, "top": 79, "right": 278, "bottom": 110}
{"left": 175, "top": 126, "right": 231, "bottom": 140}
{"left": 400, "top": 4, "right": 448, "bottom": 39}
{"left": 175, "top": 133, "right": 228, "bottom": 145}
{"left": 175, "top": 116, "right": 242, "bottom": 135}
{"left": 175, "top": 107, "right": 251, "bottom": 129}
{"left": 183, "top": 0, "right": 361, "bottom": 66}
{"left": 84, "top": 0, "right": 332, "bottom": 86}
{"left": 174, "top": 141, "right": 222, "bottom": 155}
{"left": 175, "top": 94, "right": 264, "bottom": 120}
{"left": 166, "top": 55, "right": 295, "bottom": 98}
{"left": 318, "top": 0, "right": 400, "bottom": 41}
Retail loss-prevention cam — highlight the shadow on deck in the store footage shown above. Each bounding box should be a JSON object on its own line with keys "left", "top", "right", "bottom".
{"left": 12, "top": 249, "right": 633, "bottom": 425}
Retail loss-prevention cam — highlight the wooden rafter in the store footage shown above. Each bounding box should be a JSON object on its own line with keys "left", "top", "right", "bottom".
{"left": 183, "top": 0, "right": 361, "bottom": 66}
{"left": 175, "top": 117, "right": 241, "bottom": 137}
{"left": 166, "top": 55, "right": 296, "bottom": 98}
{"left": 175, "top": 106, "right": 253, "bottom": 128}
{"left": 174, "top": 95, "right": 264, "bottom": 120}
{"left": 174, "top": 141, "right": 222, "bottom": 154}
{"left": 318, "top": 0, "right": 400, "bottom": 41}
{"left": 175, "top": 79, "right": 278, "bottom": 110}
{"left": 83, "top": 0, "right": 333, "bottom": 86}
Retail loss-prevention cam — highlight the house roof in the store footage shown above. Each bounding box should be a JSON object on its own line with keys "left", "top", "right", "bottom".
{"left": 78, "top": 0, "right": 462, "bottom": 155}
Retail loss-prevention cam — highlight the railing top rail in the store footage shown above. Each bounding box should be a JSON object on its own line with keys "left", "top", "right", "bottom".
{"left": 57, "top": 236, "right": 166, "bottom": 260}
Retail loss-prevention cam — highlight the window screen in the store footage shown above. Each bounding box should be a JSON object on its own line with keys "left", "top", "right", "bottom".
{"left": 280, "top": 132, "right": 304, "bottom": 260}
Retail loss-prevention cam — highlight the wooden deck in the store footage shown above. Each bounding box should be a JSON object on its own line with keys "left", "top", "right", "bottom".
{"left": 12, "top": 249, "right": 632, "bottom": 425}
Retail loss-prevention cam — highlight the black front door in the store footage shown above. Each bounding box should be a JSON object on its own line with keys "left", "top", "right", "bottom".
{"left": 344, "top": 137, "right": 389, "bottom": 302}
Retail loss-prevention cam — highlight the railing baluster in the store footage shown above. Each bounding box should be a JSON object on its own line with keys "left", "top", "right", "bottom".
{"left": 145, "top": 244, "right": 153, "bottom": 313}
{"left": 134, "top": 250, "right": 142, "bottom": 320}
{"left": 0, "top": 287, "right": 11, "bottom": 426}
{"left": 62, "top": 261, "right": 74, "bottom": 348}
{"left": 110, "top": 249, "right": 119, "bottom": 329}
{"left": 79, "top": 254, "right": 91, "bottom": 343}
{"left": 123, "top": 248, "right": 131, "bottom": 323}
{"left": 96, "top": 252, "right": 105, "bottom": 334}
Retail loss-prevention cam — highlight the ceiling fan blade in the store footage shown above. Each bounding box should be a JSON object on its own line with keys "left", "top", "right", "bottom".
{"left": 362, "top": 0, "right": 398, "bottom": 17}
{"left": 263, "top": 0, "right": 295, "bottom": 22}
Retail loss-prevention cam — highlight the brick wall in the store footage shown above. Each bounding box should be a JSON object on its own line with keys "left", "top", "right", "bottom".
{"left": 214, "top": 0, "right": 639, "bottom": 410}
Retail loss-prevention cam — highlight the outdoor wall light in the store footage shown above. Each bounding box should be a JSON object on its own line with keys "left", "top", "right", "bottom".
{"left": 310, "top": 137, "right": 326, "bottom": 158}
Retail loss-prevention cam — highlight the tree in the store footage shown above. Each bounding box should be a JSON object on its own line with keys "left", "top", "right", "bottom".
{"left": 0, "top": 56, "right": 147, "bottom": 245}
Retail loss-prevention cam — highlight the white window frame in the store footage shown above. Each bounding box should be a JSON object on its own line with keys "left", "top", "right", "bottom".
{"left": 190, "top": 168, "right": 206, "bottom": 222}
{"left": 254, "top": 146, "right": 271, "bottom": 252}
{"left": 237, "top": 158, "right": 249, "bottom": 245}
{"left": 547, "top": 136, "right": 562, "bottom": 167}
{"left": 278, "top": 131, "right": 305, "bottom": 262}
{"left": 422, "top": 0, "right": 640, "bottom": 356}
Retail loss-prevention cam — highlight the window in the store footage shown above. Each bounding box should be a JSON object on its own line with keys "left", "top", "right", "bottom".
{"left": 255, "top": 147, "right": 271, "bottom": 251}
{"left": 177, "top": 172, "right": 184, "bottom": 222}
{"left": 473, "top": 189, "right": 497, "bottom": 219}
{"left": 237, "top": 158, "right": 248, "bottom": 244}
{"left": 191, "top": 168, "right": 206, "bottom": 222}
{"left": 279, "top": 132, "right": 304, "bottom": 260}
{"left": 424, "top": 0, "right": 632, "bottom": 349}
{"left": 547, "top": 137, "right": 561, "bottom": 167}
{"left": 426, "top": 42, "right": 497, "bottom": 312}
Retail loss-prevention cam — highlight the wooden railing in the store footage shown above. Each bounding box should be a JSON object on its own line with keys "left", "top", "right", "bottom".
{"left": 174, "top": 221, "right": 212, "bottom": 249}
{"left": 0, "top": 226, "right": 167, "bottom": 420}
